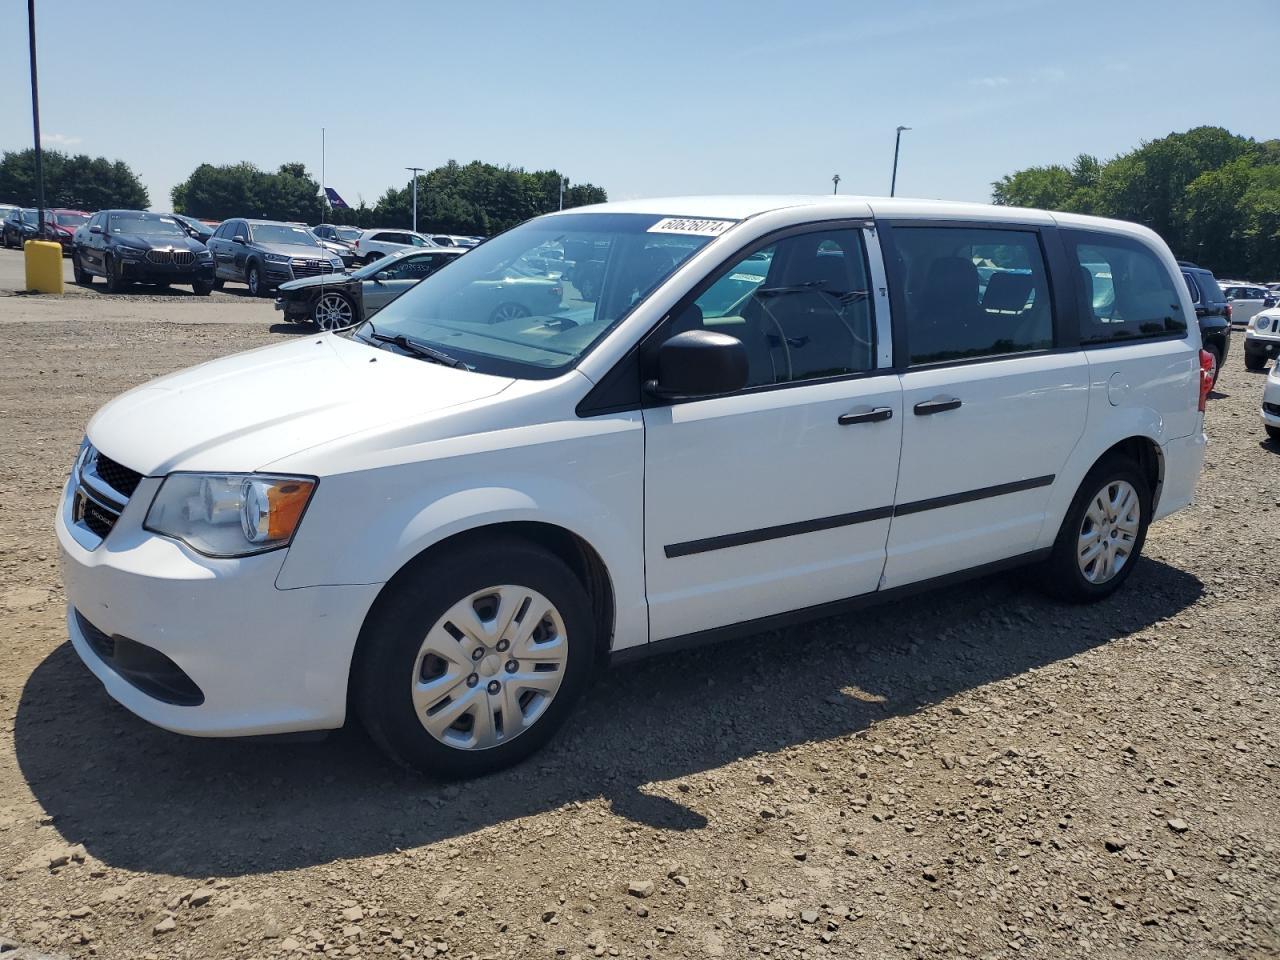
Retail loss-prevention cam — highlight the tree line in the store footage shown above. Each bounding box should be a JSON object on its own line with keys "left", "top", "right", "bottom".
{"left": 992, "top": 126, "right": 1280, "bottom": 280}
{"left": 0, "top": 148, "right": 607, "bottom": 236}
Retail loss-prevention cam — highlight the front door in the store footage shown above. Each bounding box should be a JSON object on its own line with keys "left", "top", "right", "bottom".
{"left": 879, "top": 222, "right": 1088, "bottom": 588}
{"left": 643, "top": 224, "right": 902, "bottom": 641}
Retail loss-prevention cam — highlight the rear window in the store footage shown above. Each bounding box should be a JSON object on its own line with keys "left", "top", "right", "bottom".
{"left": 1065, "top": 230, "right": 1186, "bottom": 344}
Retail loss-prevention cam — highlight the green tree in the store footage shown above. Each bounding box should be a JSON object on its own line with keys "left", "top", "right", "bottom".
{"left": 171, "top": 161, "right": 321, "bottom": 222}
{"left": 0, "top": 148, "right": 149, "bottom": 210}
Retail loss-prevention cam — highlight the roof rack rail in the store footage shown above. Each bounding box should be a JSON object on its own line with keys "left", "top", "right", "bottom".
{"left": 1175, "top": 260, "right": 1200, "bottom": 268}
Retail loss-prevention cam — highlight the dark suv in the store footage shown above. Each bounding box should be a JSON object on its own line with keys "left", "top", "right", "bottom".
{"left": 73, "top": 210, "right": 215, "bottom": 294}
{"left": 1179, "top": 262, "right": 1230, "bottom": 387}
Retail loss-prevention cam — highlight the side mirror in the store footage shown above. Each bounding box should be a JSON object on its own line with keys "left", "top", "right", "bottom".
{"left": 645, "top": 330, "right": 748, "bottom": 400}
{"left": 89, "top": 224, "right": 102, "bottom": 235}
{"left": 233, "top": 235, "right": 247, "bottom": 245}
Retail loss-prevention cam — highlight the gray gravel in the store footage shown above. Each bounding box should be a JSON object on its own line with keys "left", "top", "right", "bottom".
{"left": 0, "top": 295, "right": 1276, "bottom": 959}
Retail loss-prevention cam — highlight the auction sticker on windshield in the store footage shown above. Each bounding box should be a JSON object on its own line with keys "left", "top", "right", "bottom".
{"left": 647, "top": 217, "right": 736, "bottom": 237}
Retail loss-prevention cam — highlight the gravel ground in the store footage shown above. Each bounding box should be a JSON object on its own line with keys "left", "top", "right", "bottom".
{"left": 1, "top": 279, "right": 1277, "bottom": 960}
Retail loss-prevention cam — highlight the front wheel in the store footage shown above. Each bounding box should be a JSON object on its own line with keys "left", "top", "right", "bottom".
{"left": 354, "top": 538, "right": 596, "bottom": 777}
{"left": 211, "top": 277, "right": 225, "bottom": 291}
{"left": 312, "top": 291, "right": 356, "bottom": 331}
{"left": 191, "top": 279, "right": 213, "bottom": 296}
{"left": 1244, "top": 350, "right": 1267, "bottom": 372}
{"left": 72, "top": 252, "right": 92, "bottom": 285}
{"left": 246, "top": 263, "right": 266, "bottom": 297}
{"left": 1039, "top": 456, "right": 1151, "bottom": 603}
{"left": 104, "top": 256, "right": 128, "bottom": 293}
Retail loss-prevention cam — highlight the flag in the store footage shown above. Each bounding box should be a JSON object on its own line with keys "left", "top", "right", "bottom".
{"left": 324, "top": 187, "right": 349, "bottom": 209}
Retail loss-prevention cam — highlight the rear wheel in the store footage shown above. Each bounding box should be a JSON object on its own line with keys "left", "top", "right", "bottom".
{"left": 1245, "top": 350, "right": 1267, "bottom": 372}
{"left": 1267, "top": 425, "right": 1280, "bottom": 443}
{"left": 1204, "top": 344, "right": 1221, "bottom": 389}
{"left": 354, "top": 538, "right": 596, "bottom": 777}
{"left": 490, "top": 302, "right": 531, "bottom": 324}
{"left": 1040, "top": 456, "right": 1150, "bottom": 603}
{"left": 312, "top": 291, "right": 356, "bottom": 330}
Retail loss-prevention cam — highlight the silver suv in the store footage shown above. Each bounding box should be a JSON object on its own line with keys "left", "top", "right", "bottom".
{"left": 206, "top": 219, "right": 344, "bottom": 296}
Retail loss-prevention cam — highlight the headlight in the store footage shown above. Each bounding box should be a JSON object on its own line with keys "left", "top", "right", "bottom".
{"left": 144, "top": 473, "right": 317, "bottom": 557}
{"left": 116, "top": 246, "right": 147, "bottom": 259}
{"left": 330, "top": 259, "right": 343, "bottom": 269}
{"left": 196, "top": 248, "right": 213, "bottom": 260}
{"left": 1256, "top": 316, "right": 1272, "bottom": 331}
{"left": 263, "top": 252, "right": 290, "bottom": 263}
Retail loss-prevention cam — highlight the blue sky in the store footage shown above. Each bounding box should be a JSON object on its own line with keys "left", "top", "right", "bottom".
{"left": 2, "top": 0, "right": 1275, "bottom": 211}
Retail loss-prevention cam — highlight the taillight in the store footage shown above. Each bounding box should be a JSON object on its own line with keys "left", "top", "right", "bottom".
{"left": 550, "top": 285, "right": 562, "bottom": 298}
{"left": 1198, "top": 348, "right": 1214, "bottom": 412}
{"left": 1225, "top": 302, "right": 1232, "bottom": 322}
{"left": 354, "top": 238, "right": 359, "bottom": 249}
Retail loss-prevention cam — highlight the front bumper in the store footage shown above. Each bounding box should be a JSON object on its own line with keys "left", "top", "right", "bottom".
{"left": 1263, "top": 372, "right": 1280, "bottom": 428}
{"left": 1244, "top": 333, "right": 1280, "bottom": 361}
{"left": 56, "top": 471, "right": 381, "bottom": 737}
{"left": 274, "top": 292, "right": 316, "bottom": 320}
{"left": 118, "top": 257, "right": 215, "bottom": 284}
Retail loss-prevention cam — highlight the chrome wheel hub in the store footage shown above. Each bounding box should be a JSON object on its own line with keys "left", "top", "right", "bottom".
{"left": 1077, "top": 479, "right": 1140, "bottom": 584}
{"left": 411, "top": 584, "right": 568, "bottom": 751}
{"left": 315, "top": 292, "right": 353, "bottom": 330}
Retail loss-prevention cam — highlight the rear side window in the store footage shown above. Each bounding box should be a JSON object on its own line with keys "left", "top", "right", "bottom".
{"left": 1064, "top": 231, "right": 1186, "bottom": 344}
{"left": 891, "top": 226, "right": 1054, "bottom": 365}
{"left": 1182, "top": 272, "right": 1201, "bottom": 304}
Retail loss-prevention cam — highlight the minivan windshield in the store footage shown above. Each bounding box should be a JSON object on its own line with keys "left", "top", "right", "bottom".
{"left": 356, "top": 212, "right": 727, "bottom": 377}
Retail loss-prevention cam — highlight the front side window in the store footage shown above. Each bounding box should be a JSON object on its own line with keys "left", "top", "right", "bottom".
{"left": 676, "top": 228, "right": 875, "bottom": 388}
{"left": 1065, "top": 230, "right": 1185, "bottom": 344}
{"left": 893, "top": 226, "right": 1054, "bottom": 365}
{"left": 361, "top": 212, "right": 725, "bottom": 378}
{"left": 374, "top": 254, "right": 449, "bottom": 281}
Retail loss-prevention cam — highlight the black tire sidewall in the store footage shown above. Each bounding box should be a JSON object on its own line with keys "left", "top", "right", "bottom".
{"left": 1045, "top": 457, "right": 1151, "bottom": 602}
{"left": 247, "top": 263, "right": 262, "bottom": 296}
{"left": 355, "top": 539, "right": 596, "bottom": 777}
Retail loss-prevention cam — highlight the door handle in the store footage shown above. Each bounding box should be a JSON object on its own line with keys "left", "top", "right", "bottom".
{"left": 838, "top": 406, "right": 893, "bottom": 425}
{"left": 913, "top": 396, "right": 962, "bottom": 415}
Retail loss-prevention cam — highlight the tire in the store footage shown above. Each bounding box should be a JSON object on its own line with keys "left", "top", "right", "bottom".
{"left": 211, "top": 277, "right": 225, "bottom": 291}
{"left": 104, "top": 255, "right": 128, "bottom": 293}
{"left": 1267, "top": 425, "right": 1280, "bottom": 443}
{"left": 1204, "top": 344, "right": 1221, "bottom": 389}
{"left": 1244, "top": 350, "right": 1267, "bottom": 372}
{"left": 311, "top": 291, "right": 357, "bottom": 331}
{"left": 366, "top": 251, "right": 384, "bottom": 262}
{"left": 490, "top": 302, "right": 531, "bottom": 324}
{"left": 72, "top": 252, "right": 92, "bottom": 286}
{"left": 191, "top": 279, "right": 213, "bottom": 296}
{"left": 1039, "top": 456, "right": 1151, "bottom": 603}
{"left": 354, "top": 537, "right": 596, "bottom": 777}
{"left": 246, "top": 262, "right": 266, "bottom": 297}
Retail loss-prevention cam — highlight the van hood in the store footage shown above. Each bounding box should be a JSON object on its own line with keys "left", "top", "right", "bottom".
{"left": 86, "top": 335, "right": 513, "bottom": 476}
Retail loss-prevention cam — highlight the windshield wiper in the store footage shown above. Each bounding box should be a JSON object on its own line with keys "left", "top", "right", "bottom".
{"left": 364, "top": 328, "right": 467, "bottom": 368}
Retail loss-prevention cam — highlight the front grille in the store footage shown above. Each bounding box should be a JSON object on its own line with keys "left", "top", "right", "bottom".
{"left": 291, "top": 258, "right": 337, "bottom": 279}
{"left": 74, "top": 610, "right": 204, "bottom": 706}
{"left": 144, "top": 249, "right": 195, "bottom": 266}
{"left": 95, "top": 453, "right": 142, "bottom": 498}
{"left": 71, "top": 444, "right": 143, "bottom": 545}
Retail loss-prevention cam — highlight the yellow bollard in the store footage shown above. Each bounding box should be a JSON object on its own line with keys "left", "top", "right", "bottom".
{"left": 24, "top": 240, "right": 64, "bottom": 294}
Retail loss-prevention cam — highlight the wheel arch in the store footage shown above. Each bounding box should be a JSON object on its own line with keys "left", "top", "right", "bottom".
{"left": 355, "top": 520, "right": 617, "bottom": 667}
{"left": 1099, "top": 435, "right": 1164, "bottom": 511}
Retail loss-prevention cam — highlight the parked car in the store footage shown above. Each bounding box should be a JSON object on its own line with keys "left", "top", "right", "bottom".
{"left": 428, "top": 234, "right": 481, "bottom": 248}
{"left": 170, "top": 213, "right": 216, "bottom": 245}
{"left": 72, "top": 210, "right": 215, "bottom": 294}
{"left": 205, "top": 219, "right": 344, "bottom": 296}
{"left": 56, "top": 196, "right": 1209, "bottom": 777}
{"left": 275, "top": 246, "right": 465, "bottom": 329}
{"left": 1245, "top": 306, "right": 1280, "bottom": 371}
{"left": 1263, "top": 359, "right": 1280, "bottom": 443}
{"left": 313, "top": 223, "right": 363, "bottom": 247}
{"left": 308, "top": 228, "right": 357, "bottom": 267}
{"left": 2, "top": 207, "right": 41, "bottom": 248}
{"left": 1180, "top": 262, "right": 1230, "bottom": 386}
{"left": 0, "top": 203, "right": 18, "bottom": 226}
{"left": 1219, "top": 282, "right": 1270, "bottom": 328}
{"left": 45, "top": 209, "right": 91, "bottom": 255}
{"left": 353, "top": 228, "right": 438, "bottom": 263}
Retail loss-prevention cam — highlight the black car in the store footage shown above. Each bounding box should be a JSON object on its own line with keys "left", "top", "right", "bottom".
{"left": 274, "top": 246, "right": 462, "bottom": 330}
{"left": 2, "top": 208, "right": 42, "bottom": 248}
{"left": 171, "top": 213, "right": 216, "bottom": 245}
{"left": 1179, "top": 262, "right": 1230, "bottom": 388}
{"left": 72, "top": 210, "right": 216, "bottom": 294}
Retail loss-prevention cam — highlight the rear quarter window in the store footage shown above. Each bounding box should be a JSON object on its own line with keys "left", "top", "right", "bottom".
{"left": 1064, "top": 230, "right": 1186, "bottom": 345}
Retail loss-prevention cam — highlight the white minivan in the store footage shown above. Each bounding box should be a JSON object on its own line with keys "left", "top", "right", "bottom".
{"left": 57, "top": 197, "right": 1212, "bottom": 776}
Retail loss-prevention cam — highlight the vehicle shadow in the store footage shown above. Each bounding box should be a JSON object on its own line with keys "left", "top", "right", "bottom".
{"left": 15, "top": 558, "right": 1202, "bottom": 878}
{"left": 268, "top": 322, "right": 315, "bottom": 336}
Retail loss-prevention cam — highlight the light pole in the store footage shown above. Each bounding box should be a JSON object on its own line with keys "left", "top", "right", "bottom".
{"left": 405, "top": 166, "right": 424, "bottom": 232}
{"left": 832, "top": 174, "right": 840, "bottom": 195}
{"left": 321, "top": 127, "right": 326, "bottom": 220}
{"left": 559, "top": 176, "right": 567, "bottom": 211}
{"left": 890, "top": 125, "right": 911, "bottom": 197}
{"left": 27, "top": 0, "right": 46, "bottom": 241}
